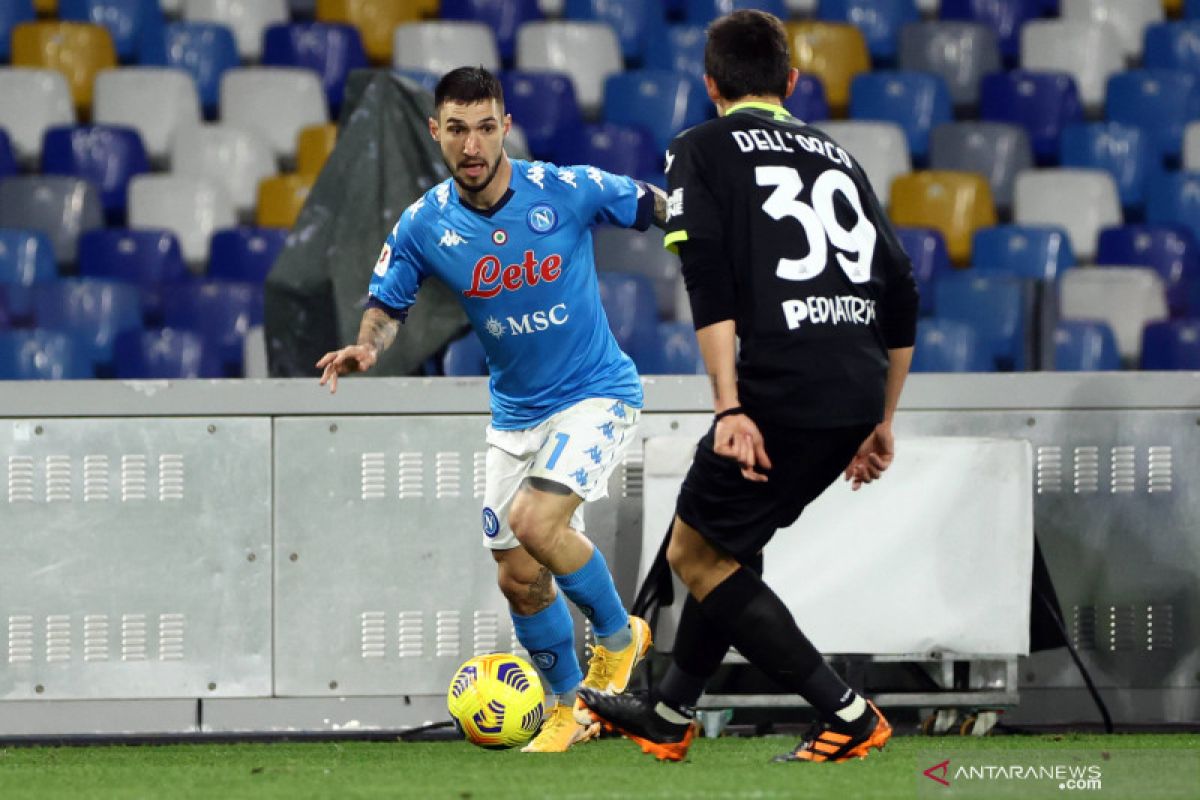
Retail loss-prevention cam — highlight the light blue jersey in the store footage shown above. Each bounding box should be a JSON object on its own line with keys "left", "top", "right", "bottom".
{"left": 369, "top": 159, "right": 654, "bottom": 429}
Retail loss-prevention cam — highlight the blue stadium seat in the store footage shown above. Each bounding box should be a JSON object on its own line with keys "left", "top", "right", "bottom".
{"left": 32, "top": 279, "right": 142, "bottom": 371}
{"left": 934, "top": 272, "right": 1033, "bottom": 370}
{"left": 1140, "top": 319, "right": 1200, "bottom": 369}
{"left": 911, "top": 318, "right": 989, "bottom": 372}
{"left": 644, "top": 25, "right": 706, "bottom": 76}
{"left": 972, "top": 224, "right": 1075, "bottom": 281}
{"left": 160, "top": 281, "right": 263, "bottom": 376}
{"left": 0, "top": 0, "right": 35, "bottom": 63}
{"left": 500, "top": 71, "right": 582, "bottom": 162}
{"left": 208, "top": 227, "right": 289, "bottom": 283}
{"left": 262, "top": 22, "right": 367, "bottom": 116}
{"left": 1054, "top": 320, "right": 1120, "bottom": 371}
{"left": 684, "top": 0, "right": 787, "bottom": 24}
{"left": 1059, "top": 122, "right": 1152, "bottom": 212}
{"left": 441, "top": 0, "right": 542, "bottom": 62}
{"left": 559, "top": 123, "right": 661, "bottom": 186}
{"left": 1187, "top": 0, "right": 1200, "bottom": 20}
{"left": 648, "top": 320, "right": 704, "bottom": 375}
{"left": 40, "top": 125, "right": 150, "bottom": 221}
{"left": 603, "top": 70, "right": 709, "bottom": 155}
{"left": 784, "top": 74, "right": 830, "bottom": 123}
{"left": 0, "top": 329, "right": 90, "bottom": 380}
{"left": 1146, "top": 171, "right": 1200, "bottom": 244}
{"left": 1097, "top": 224, "right": 1200, "bottom": 318}
{"left": 819, "top": 0, "right": 919, "bottom": 63}
{"left": 59, "top": 0, "right": 166, "bottom": 63}
{"left": 939, "top": 0, "right": 1041, "bottom": 62}
{"left": 849, "top": 71, "right": 952, "bottom": 162}
{"left": 393, "top": 68, "right": 439, "bottom": 95}
{"left": 895, "top": 226, "right": 951, "bottom": 315}
{"left": 598, "top": 271, "right": 659, "bottom": 371}
{"left": 442, "top": 331, "right": 488, "bottom": 376}
{"left": 1142, "top": 22, "right": 1200, "bottom": 75}
{"left": 0, "top": 228, "right": 57, "bottom": 288}
{"left": 0, "top": 130, "right": 14, "bottom": 181}
{"left": 980, "top": 70, "right": 1084, "bottom": 164}
{"left": 0, "top": 176, "right": 104, "bottom": 265}
{"left": 565, "top": 0, "right": 666, "bottom": 63}
{"left": 76, "top": 228, "right": 188, "bottom": 324}
{"left": 114, "top": 327, "right": 219, "bottom": 378}
{"left": 1105, "top": 70, "right": 1200, "bottom": 166}
{"left": 160, "top": 21, "right": 240, "bottom": 118}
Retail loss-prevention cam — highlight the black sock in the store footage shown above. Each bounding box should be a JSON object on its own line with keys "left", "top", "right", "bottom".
{"left": 655, "top": 596, "right": 729, "bottom": 719}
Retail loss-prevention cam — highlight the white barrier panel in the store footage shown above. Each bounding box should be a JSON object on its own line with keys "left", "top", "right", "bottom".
{"left": 643, "top": 436, "right": 1034, "bottom": 656}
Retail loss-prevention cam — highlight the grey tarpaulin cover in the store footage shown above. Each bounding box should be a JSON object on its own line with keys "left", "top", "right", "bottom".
{"left": 264, "top": 70, "right": 466, "bottom": 377}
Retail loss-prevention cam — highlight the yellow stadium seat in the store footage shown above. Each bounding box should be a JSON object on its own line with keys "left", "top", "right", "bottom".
{"left": 889, "top": 171, "right": 996, "bottom": 265}
{"left": 1163, "top": 0, "right": 1181, "bottom": 17}
{"left": 11, "top": 22, "right": 116, "bottom": 115}
{"left": 415, "top": 0, "right": 440, "bottom": 15}
{"left": 785, "top": 21, "right": 870, "bottom": 116}
{"left": 316, "top": 0, "right": 425, "bottom": 63}
{"left": 296, "top": 123, "right": 338, "bottom": 177}
{"left": 33, "top": 0, "right": 57, "bottom": 14}
{"left": 257, "top": 173, "right": 314, "bottom": 228}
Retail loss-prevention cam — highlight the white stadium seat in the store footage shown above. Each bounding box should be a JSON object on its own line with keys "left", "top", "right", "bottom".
{"left": 183, "top": 0, "right": 288, "bottom": 61}
{"left": 1060, "top": 267, "right": 1168, "bottom": 362}
{"left": 1013, "top": 169, "right": 1121, "bottom": 262}
{"left": 219, "top": 68, "right": 329, "bottom": 162}
{"left": 0, "top": 68, "right": 74, "bottom": 164}
{"left": 516, "top": 21, "right": 622, "bottom": 115}
{"left": 170, "top": 125, "right": 277, "bottom": 216}
{"left": 1184, "top": 121, "right": 1200, "bottom": 171}
{"left": 128, "top": 174, "right": 236, "bottom": 265}
{"left": 1061, "top": 0, "right": 1162, "bottom": 63}
{"left": 93, "top": 67, "right": 202, "bottom": 163}
{"left": 1020, "top": 20, "right": 1123, "bottom": 112}
{"left": 392, "top": 22, "right": 501, "bottom": 75}
{"left": 813, "top": 121, "right": 911, "bottom": 206}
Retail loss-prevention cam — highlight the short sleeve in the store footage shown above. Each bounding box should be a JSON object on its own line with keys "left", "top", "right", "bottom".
{"left": 559, "top": 165, "right": 653, "bottom": 230}
{"left": 367, "top": 200, "right": 428, "bottom": 316}
{"left": 663, "top": 133, "right": 722, "bottom": 254}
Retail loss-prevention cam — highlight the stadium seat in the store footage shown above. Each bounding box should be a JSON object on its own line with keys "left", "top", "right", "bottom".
{"left": 849, "top": 71, "right": 951, "bottom": 163}
{"left": 40, "top": 125, "right": 149, "bottom": 221}
{"left": 939, "top": 0, "right": 1042, "bottom": 62}
{"left": 157, "top": 22, "right": 239, "bottom": 119}
{"left": 1061, "top": 0, "right": 1163, "bottom": 63}
{"left": 127, "top": 174, "right": 236, "bottom": 264}
{"left": 897, "top": 21, "right": 1001, "bottom": 109}
{"left": 814, "top": 121, "right": 911, "bottom": 206}
{"left": 296, "top": 123, "right": 337, "bottom": 177}
{"left": 597, "top": 271, "right": 659, "bottom": 370}
{"left": 10, "top": 21, "right": 117, "bottom": 114}
{"left": 1013, "top": 169, "right": 1121, "bottom": 262}
{"left": 441, "top": 0, "right": 541, "bottom": 62}
{"left": 183, "top": 0, "right": 288, "bottom": 61}
{"left": 1105, "top": 70, "right": 1200, "bottom": 166}
{"left": 256, "top": 173, "right": 313, "bottom": 228}
{"left": 934, "top": 272, "right": 1034, "bottom": 370}
{"left": 33, "top": 0, "right": 58, "bottom": 13}
{"left": 929, "top": 122, "right": 1032, "bottom": 213}
{"left": 315, "top": 0, "right": 424, "bottom": 63}
{"left": 0, "top": 69, "right": 75, "bottom": 166}
{"left": 114, "top": 327, "right": 219, "bottom": 378}
{"left": 890, "top": 171, "right": 997, "bottom": 264}
{"left": 170, "top": 124, "right": 276, "bottom": 216}
{"left": 499, "top": 71, "right": 582, "bottom": 162}
{"left": 603, "top": 70, "right": 709, "bottom": 155}
{"left": 1060, "top": 266, "right": 1168, "bottom": 361}
{"left": 393, "top": 21, "right": 499, "bottom": 75}
{"left": 895, "top": 226, "right": 950, "bottom": 315}
{"left": 58, "top": 0, "right": 167, "bottom": 64}
{"left": 784, "top": 21, "right": 870, "bottom": 114}
{"left": 76, "top": 228, "right": 188, "bottom": 322}
{"left": 0, "top": 132, "right": 16, "bottom": 182}
{"left": 0, "top": 229, "right": 57, "bottom": 288}
{"left": 972, "top": 224, "right": 1076, "bottom": 281}
{"left": 817, "top": 0, "right": 918, "bottom": 63}
{"left": 262, "top": 23, "right": 367, "bottom": 115}
{"left": 685, "top": 0, "right": 787, "bottom": 24}
{"left": 1142, "top": 22, "right": 1200, "bottom": 76}
{"left": 1020, "top": 20, "right": 1122, "bottom": 112}
{"left": 1059, "top": 123, "right": 1153, "bottom": 213}
{"left": 0, "top": 0, "right": 35, "bottom": 63}
{"left": 219, "top": 68, "right": 329, "bottom": 162}
{"left": 1097, "top": 224, "right": 1200, "bottom": 317}
{"left": 648, "top": 320, "right": 704, "bottom": 375}
{"left": 558, "top": 123, "right": 661, "bottom": 186}
{"left": 0, "top": 176, "right": 103, "bottom": 265}
{"left": 93, "top": 67, "right": 202, "bottom": 163}
{"left": 979, "top": 70, "right": 1084, "bottom": 164}
{"left": 593, "top": 226, "right": 681, "bottom": 319}
{"left": 516, "top": 21, "right": 623, "bottom": 115}
{"left": 644, "top": 24, "right": 705, "bottom": 76}
{"left": 208, "top": 226, "right": 288, "bottom": 282}
{"left": 784, "top": 74, "right": 829, "bottom": 122}
{"left": 1140, "top": 319, "right": 1200, "bottom": 369}
{"left": 1145, "top": 171, "right": 1200, "bottom": 244}
{"left": 393, "top": 68, "right": 439, "bottom": 96}
{"left": 564, "top": 0, "right": 665, "bottom": 63}
{"left": 911, "top": 318, "right": 989, "bottom": 372}
{"left": 442, "top": 331, "right": 488, "bottom": 376}
{"left": 0, "top": 330, "right": 89, "bottom": 380}
{"left": 1054, "top": 320, "right": 1121, "bottom": 370}
{"left": 160, "top": 280, "right": 263, "bottom": 375}
{"left": 32, "top": 278, "right": 142, "bottom": 370}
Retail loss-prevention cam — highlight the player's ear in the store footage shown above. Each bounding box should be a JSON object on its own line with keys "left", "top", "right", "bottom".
{"left": 783, "top": 68, "right": 799, "bottom": 100}
{"left": 502, "top": 113, "right": 512, "bottom": 137}
{"left": 428, "top": 116, "right": 439, "bottom": 141}
{"left": 703, "top": 74, "right": 722, "bottom": 106}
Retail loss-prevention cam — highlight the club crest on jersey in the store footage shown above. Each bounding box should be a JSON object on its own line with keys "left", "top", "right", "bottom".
{"left": 463, "top": 250, "right": 563, "bottom": 299}
{"left": 492, "top": 229, "right": 507, "bottom": 245}
{"left": 526, "top": 204, "right": 558, "bottom": 234}
{"left": 482, "top": 507, "right": 500, "bottom": 538}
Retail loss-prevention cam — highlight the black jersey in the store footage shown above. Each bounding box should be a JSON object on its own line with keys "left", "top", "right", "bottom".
{"left": 664, "top": 103, "right": 919, "bottom": 428}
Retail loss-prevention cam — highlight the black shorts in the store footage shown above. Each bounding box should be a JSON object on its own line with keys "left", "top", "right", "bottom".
{"left": 675, "top": 420, "right": 874, "bottom": 561}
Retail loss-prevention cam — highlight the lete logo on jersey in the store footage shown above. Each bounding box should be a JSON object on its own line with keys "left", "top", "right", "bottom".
{"left": 463, "top": 250, "right": 563, "bottom": 299}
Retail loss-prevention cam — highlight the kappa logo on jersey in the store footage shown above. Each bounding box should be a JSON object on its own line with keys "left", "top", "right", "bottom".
{"left": 782, "top": 295, "right": 877, "bottom": 330}
{"left": 439, "top": 228, "right": 466, "bottom": 247}
{"left": 586, "top": 166, "right": 605, "bottom": 189}
{"left": 374, "top": 243, "right": 392, "bottom": 276}
{"left": 463, "top": 250, "right": 563, "bottom": 299}
{"left": 526, "top": 204, "right": 557, "bottom": 234}
{"left": 526, "top": 164, "right": 546, "bottom": 189}
{"left": 557, "top": 168, "right": 577, "bottom": 188}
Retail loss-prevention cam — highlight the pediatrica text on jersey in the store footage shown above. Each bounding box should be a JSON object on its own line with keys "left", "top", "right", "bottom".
{"left": 463, "top": 250, "right": 563, "bottom": 299}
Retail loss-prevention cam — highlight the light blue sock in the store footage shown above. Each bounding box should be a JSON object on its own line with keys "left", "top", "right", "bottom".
{"left": 555, "top": 547, "right": 631, "bottom": 649}
{"left": 510, "top": 592, "right": 582, "bottom": 697}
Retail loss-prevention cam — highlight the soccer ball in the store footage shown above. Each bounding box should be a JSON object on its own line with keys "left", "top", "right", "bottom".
{"left": 446, "top": 653, "right": 546, "bottom": 749}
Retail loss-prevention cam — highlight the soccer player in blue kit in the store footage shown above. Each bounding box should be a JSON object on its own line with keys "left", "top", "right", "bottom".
{"left": 317, "top": 67, "right": 670, "bottom": 752}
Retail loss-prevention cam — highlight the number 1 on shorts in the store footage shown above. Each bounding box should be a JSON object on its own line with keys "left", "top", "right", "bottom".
{"left": 545, "top": 432, "right": 570, "bottom": 470}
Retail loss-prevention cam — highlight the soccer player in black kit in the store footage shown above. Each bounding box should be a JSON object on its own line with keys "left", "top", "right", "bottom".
{"left": 579, "top": 9, "right": 918, "bottom": 763}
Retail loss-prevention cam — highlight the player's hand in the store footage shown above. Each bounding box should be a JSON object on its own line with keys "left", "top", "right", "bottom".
{"left": 713, "top": 413, "right": 772, "bottom": 483}
{"left": 844, "top": 422, "right": 895, "bottom": 491}
{"left": 315, "top": 344, "right": 377, "bottom": 394}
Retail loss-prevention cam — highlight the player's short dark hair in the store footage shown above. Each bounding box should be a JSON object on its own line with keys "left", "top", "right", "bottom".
{"left": 434, "top": 66, "right": 504, "bottom": 109}
{"left": 705, "top": 10, "right": 791, "bottom": 102}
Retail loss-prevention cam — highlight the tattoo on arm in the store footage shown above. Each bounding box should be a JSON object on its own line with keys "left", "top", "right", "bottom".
{"left": 650, "top": 184, "right": 669, "bottom": 230}
{"left": 357, "top": 307, "right": 400, "bottom": 356}
{"left": 527, "top": 566, "right": 555, "bottom": 609}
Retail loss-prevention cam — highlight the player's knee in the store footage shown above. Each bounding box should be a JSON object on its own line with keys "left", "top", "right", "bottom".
{"left": 507, "top": 501, "right": 553, "bottom": 552}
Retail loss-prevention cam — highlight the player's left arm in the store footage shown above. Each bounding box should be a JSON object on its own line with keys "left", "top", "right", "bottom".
{"left": 647, "top": 182, "right": 670, "bottom": 230}
{"left": 567, "top": 165, "right": 657, "bottom": 232}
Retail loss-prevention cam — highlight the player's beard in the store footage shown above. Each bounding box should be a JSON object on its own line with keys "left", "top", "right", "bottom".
{"left": 450, "top": 151, "right": 503, "bottom": 197}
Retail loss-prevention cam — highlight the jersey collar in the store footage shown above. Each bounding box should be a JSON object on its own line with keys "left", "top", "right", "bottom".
{"left": 725, "top": 101, "right": 792, "bottom": 121}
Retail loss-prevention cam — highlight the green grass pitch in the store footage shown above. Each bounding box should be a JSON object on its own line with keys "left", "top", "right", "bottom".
{"left": 1, "top": 733, "right": 1197, "bottom": 799}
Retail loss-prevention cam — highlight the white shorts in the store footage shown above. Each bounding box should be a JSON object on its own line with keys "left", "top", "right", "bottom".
{"left": 481, "top": 398, "right": 640, "bottom": 550}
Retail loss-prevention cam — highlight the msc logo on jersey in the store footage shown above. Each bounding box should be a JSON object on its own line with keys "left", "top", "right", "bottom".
{"left": 526, "top": 204, "right": 558, "bottom": 234}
